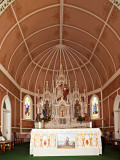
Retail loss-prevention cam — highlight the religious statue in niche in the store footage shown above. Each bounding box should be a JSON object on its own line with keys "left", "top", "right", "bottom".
{"left": 44, "top": 100, "right": 50, "bottom": 116}
{"left": 43, "top": 105, "right": 46, "bottom": 117}
{"left": 57, "top": 84, "right": 64, "bottom": 101}
{"left": 63, "top": 84, "right": 69, "bottom": 101}
{"left": 74, "top": 100, "right": 80, "bottom": 118}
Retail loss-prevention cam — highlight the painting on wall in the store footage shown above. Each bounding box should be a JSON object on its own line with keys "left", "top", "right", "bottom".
{"left": 57, "top": 132, "right": 75, "bottom": 149}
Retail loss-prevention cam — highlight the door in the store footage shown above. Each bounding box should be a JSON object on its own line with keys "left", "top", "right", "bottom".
{"left": 114, "top": 95, "right": 120, "bottom": 139}
{"left": 1, "top": 96, "right": 11, "bottom": 140}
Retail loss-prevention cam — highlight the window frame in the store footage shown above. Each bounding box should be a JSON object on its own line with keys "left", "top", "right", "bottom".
{"left": 23, "top": 95, "right": 33, "bottom": 120}
{"left": 90, "top": 94, "right": 100, "bottom": 120}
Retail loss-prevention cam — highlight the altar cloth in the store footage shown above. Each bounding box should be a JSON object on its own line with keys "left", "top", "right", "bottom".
{"left": 30, "top": 128, "right": 102, "bottom": 156}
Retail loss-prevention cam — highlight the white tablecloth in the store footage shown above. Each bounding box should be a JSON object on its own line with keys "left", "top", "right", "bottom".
{"left": 30, "top": 128, "right": 102, "bottom": 156}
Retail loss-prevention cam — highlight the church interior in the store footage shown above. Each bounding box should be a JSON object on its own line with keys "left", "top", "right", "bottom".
{"left": 0, "top": 0, "right": 120, "bottom": 159}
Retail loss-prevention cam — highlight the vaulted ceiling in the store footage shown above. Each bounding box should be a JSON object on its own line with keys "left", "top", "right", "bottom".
{"left": 0, "top": 0, "right": 120, "bottom": 93}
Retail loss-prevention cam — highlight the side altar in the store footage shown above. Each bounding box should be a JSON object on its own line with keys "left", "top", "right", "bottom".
{"left": 36, "top": 61, "right": 90, "bottom": 128}
{"left": 30, "top": 128, "right": 102, "bottom": 156}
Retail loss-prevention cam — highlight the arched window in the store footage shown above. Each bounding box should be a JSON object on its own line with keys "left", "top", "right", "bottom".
{"left": 90, "top": 95, "right": 100, "bottom": 119}
{"left": 23, "top": 95, "right": 33, "bottom": 120}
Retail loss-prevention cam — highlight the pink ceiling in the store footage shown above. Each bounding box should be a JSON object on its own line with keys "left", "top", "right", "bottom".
{"left": 0, "top": 0, "right": 120, "bottom": 93}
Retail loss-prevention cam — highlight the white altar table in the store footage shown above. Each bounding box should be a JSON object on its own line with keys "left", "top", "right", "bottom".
{"left": 30, "top": 128, "right": 102, "bottom": 156}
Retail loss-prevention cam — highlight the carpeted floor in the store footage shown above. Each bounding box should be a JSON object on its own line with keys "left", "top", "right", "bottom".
{"left": 0, "top": 143, "right": 120, "bottom": 160}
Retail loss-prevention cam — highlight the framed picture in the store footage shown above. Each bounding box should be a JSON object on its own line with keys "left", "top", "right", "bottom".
{"left": 57, "top": 132, "right": 75, "bottom": 149}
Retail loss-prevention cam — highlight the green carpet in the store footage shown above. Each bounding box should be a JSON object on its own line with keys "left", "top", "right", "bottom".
{"left": 0, "top": 143, "right": 120, "bottom": 160}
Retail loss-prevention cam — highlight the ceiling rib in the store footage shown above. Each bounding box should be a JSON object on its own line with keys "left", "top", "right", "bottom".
{"left": 65, "top": 46, "right": 94, "bottom": 90}
{"left": 14, "top": 41, "right": 58, "bottom": 80}
{"left": 63, "top": 39, "right": 108, "bottom": 80}
{"left": 63, "top": 24, "right": 116, "bottom": 72}
{"left": 21, "top": 46, "right": 55, "bottom": 88}
{"left": 62, "top": 48, "right": 70, "bottom": 85}
{"left": 89, "top": 4, "right": 114, "bottom": 61}
{"left": 34, "top": 47, "right": 56, "bottom": 92}
{"left": 1, "top": 2, "right": 120, "bottom": 54}
{"left": 43, "top": 48, "right": 58, "bottom": 91}
{"left": 63, "top": 47, "right": 77, "bottom": 81}
{"left": 60, "top": 0, "right": 64, "bottom": 44}
{"left": 11, "top": 5, "right": 32, "bottom": 61}
{"left": 8, "top": 41, "right": 24, "bottom": 71}
{"left": 64, "top": 3, "right": 120, "bottom": 44}
{"left": 26, "top": 24, "right": 60, "bottom": 40}
{"left": 13, "top": 39, "right": 59, "bottom": 78}
{"left": 51, "top": 47, "right": 59, "bottom": 91}
{"left": 8, "top": 20, "right": 115, "bottom": 75}
{"left": 67, "top": 46, "right": 102, "bottom": 87}
{"left": 64, "top": 47, "right": 88, "bottom": 92}
{"left": 0, "top": 4, "right": 60, "bottom": 49}
{"left": 27, "top": 47, "right": 55, "bottom": 90}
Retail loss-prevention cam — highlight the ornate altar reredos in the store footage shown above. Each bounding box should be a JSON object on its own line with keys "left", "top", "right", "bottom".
{"left": 37, "top": 61, "right": 89, "bottom": 128}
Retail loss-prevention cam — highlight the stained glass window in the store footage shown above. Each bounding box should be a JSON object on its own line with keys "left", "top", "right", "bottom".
{"left": 91, "top": 96, "right": 99, "bottom": 119}
{"left": 24, "top": 96, "right": 32, "bottom": 119}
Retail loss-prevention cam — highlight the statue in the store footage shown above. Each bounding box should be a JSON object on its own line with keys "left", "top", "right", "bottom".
{"left": 63, "top": 84, "right": 69, "bottom": 101}
{"left": 45, "top": 101, "right": 50, "bottom": 116}
{"left": 74, "top": 100, "right": 80, "bottom": 118}
{"left": 57, "top": 84, "right": 63, "bottom": 101}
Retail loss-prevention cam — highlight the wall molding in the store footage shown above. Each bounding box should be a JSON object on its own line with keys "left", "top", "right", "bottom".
{"left": 0, "top": 84, "right": 20, "bottom": 101}
{"left": 0, "top": 63, "right": 20, "bottom": 90}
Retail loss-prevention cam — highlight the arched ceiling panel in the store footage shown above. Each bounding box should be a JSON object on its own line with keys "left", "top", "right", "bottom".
{"left": 74, "top": 69, "right": 86, "bottom": 93}
{"left": 27, "top": 65, "right": 40, "bottom": 91}
{"left": 49, "top": 48, "right": 59, "bottom": 70}
{"left": 26, "top": 26, "right": 59, "bottom": 51}
{"left": 12, "top": 0, "right": 60, "bottom": 21}
{"left": 64, "top": 0, "right": 112, "bottom": 21}
{"left": 91, "top": 55, "right": 107, "bottom": 85}
{"left": 62, "top": 50, "right": 72, "bottom": 70}
{"left": 0, "top": 7, "right": 16, "bottom": 43}
{"left": 9, "top": 43, "right": 28, "bottom": 78}
{"left": 64, "top": 47, "right": 82, "bottom": 68}
{"left": 35, "top": 69, "right": 47, "bottom": 93}
{"left": 107, "top": 6, "right": 120, "bottom": 37}
{"left": 64, "top": 6, "right": 104, "bottom": 39}
{"left": 81, "top": 66, "right": 93, "bottom": 92}
{"left": 30, "top": 40, "right": 59, "bottom": 59}
{"left": 94, "top": 43, "right": 115, "bottom": 79}
{"left": 0, "top": 26, "right": 23, "bottom": 69}
{"left": 19, "top": 7, "right": 60, "bottom": 38}
{"left": 86, "top": 63, "right": 101, "bottom": 89}
{"left": 15, "top": 55, "right": 31, "bottom": 85}
{"left": 100, "top": 26, "right": 120, "bottom": 70}
{"left": 63, "top": 26, "right": 97, "bottom": 51}
{"left": 21, "top": 62, "right": 36, "bottom": 89}
{"left": 62, "top": 40, "right": 91, "bottom": 61}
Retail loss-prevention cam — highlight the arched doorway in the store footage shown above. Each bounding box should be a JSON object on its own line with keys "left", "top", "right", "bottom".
{"left": 1, "top": 95, "right": 11, "bottom": 140}
{"left": 113, "top": 95, "right": 120, "bottom": 139}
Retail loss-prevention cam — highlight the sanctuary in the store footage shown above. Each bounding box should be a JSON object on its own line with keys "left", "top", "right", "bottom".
{"left": 36, "top": 61, "right": 91, "bottom": 129}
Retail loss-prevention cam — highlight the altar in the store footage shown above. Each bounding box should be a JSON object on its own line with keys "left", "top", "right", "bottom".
{"left": 30, "top": 128, "right": 102, "bottom": 156}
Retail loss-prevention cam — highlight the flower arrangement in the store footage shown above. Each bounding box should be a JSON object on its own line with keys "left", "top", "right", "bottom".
{"left": 35, "top": 114, "right": 51, "bottom": 123}
{"left": 76, "top": 116, "right": 85, "bottom": 123}
{"left": 42, "top": 116, "right": 51, "bottom": 123}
